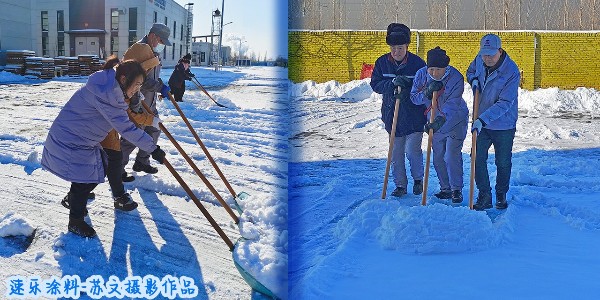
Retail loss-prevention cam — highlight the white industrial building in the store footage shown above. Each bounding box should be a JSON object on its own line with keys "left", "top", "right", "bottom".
{"left": 0, "top": 0, "right": 193, "bottom": 67}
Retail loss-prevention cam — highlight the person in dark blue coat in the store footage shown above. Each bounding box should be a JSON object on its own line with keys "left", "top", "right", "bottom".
{"left": 168, "top": 53, "right": 195, "bottom": 102}
{"left": 370, "top": 23, "right": 427, "bottom": 197}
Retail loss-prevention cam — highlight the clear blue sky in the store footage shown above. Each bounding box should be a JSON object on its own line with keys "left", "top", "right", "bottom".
{"left": 174, "top": 0, "right": 288, "bottom": 60}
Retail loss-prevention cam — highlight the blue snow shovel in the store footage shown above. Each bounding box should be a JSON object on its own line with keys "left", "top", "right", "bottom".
{"left": 165, "top": 92, "right": 251, "bottom": 213}
{"left": 162, "top": 158, "right": 279, "bottom": 299}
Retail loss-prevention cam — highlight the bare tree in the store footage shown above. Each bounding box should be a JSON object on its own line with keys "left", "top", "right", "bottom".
{"left": 581, "top": 0, "right": 598, "bottom": 30}
{"left": 427, "top": 0, "right": 445, "bottom": 29}
{"left": 362, "top": 1, "right": 379, "bottom": 30}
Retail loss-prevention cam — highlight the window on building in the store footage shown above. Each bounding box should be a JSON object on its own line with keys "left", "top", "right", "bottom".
{"left": 57, "top": 34, "right": 65, "bottom": 56}
{"left": 200, "top": 52, "right": 205, "bottom": 63}
{"left": 179, "top": 44, "right": 182, "bottom": 60}
{"left": 41, "top": 11, "right": 48, "bottom": 32}
{"left": 173, "top": 21, "right": 176, "bottom": 38}
{"left": 111, "top": 9, "right": 119, "bottom": 31}
{"left": 111, "top": 36, "right": 119, "bottom": 55}
{"left": 129, "top": 8, "right": 137, "bottom": 46}
{"left": 172, "top": 43, "right": 176, "bottom": 60}
{"left": 129, "top": 8, "right": 137, "bottom": 30}
{"left": 57, "top": 10, "right": 64, "bottom": 32}
{"left": 164, "top": 17, "right": 167, "bottom": 25}
{"left": 128, "top": 33, "right": 137, "bottom": 47}
{"left": 153, "top": 11, "right": 157, "bottom": 23}
{"left": 181, "top": 24, "right": 184, "bottom": 40}
{"left": 163, "top": 46, "right": 166, "bottom": 60}
{"left": 42, "top": 35, "right": 49, "bottom": 56}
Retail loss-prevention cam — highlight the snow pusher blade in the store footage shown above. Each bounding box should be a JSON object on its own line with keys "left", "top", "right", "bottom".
{"left": 165, "top": 92, "right": 251, "bottom": 211}
{"left": 190, "top": 77, "right": 229, "bottom": 108}
{"left": 233, "top": 239, "right": 279, "bottom": 299}
{"left": 162, "top": 158, "right": 276, "bottom": 298}
{"left": 233, "top": 192, "right": 251, "bottom": 214}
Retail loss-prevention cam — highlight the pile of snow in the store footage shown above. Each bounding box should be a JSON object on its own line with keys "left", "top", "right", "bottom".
{"left": 0, "top": 213, "right": 35, "bottom": 237}
{"left": 289, "top": 79, "right": 379, "bottom": 102}
{"left": 333, "top": 200, "right": 512, "bottom": 254}
{"left": 236, "top": 194, "right": 288, "bottom": 299}
{"left": 0, "top": 71, "right": 32, "bottom": 83}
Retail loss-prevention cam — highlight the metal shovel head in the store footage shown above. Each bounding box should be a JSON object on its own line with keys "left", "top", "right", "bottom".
{"left": 233, "top": 191, "right": 251, "bottom": 214}
{"left": 233, "top": 238, "right": 279, "bottom": 299}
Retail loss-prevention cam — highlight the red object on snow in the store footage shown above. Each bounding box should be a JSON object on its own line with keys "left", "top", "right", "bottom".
{"left": 360, "top": 63, "right": 374, "bottom": 79}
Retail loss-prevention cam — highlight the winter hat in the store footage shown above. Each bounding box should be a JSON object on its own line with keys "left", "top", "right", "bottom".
{"left": 479, "top": 33, "right": 501, "bottom": 56}
{"left": 427, "top": 46, "right": 450, "bottom": 68}
{"left": 123, "top": 43, "right": 160, "bottom": 71}
{"left": 183, "top": 53, "right": 192, "bottom": 60}
{"left": 386, "top": 23, "right": 411, "bottom": 46}
{"left": 149, "top": 23, "right": 172, "bottom": 46}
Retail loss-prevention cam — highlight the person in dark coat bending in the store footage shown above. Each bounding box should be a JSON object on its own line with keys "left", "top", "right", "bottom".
{"left": 168, "top": 53, "right": 195, "bottom": 102}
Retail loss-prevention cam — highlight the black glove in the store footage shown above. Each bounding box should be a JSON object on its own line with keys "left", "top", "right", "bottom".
{"left": 151, "top": 145, "right": 166, "bottom": 164}
{"left": 189, "top": 73, "right": 196, "bottom": 77}
{"left": 425, "top": 80, "right": 444, "bottom": 100}
{"left": 424, "top": 116, "right": 446, "bottom": 133}
{"left": 392, "top": 75, "right": 413, "bottom": 89}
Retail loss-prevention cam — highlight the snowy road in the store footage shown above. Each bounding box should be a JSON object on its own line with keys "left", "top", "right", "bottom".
{"left": 289, "top": 80, "right": 600, "bottom": 299}
{"left": 0, "top": 66, "right": 288, "bottom": 299}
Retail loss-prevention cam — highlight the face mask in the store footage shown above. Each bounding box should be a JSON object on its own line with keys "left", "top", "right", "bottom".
{"left": 153, "top": 43, "right": 165, "bottom": 53}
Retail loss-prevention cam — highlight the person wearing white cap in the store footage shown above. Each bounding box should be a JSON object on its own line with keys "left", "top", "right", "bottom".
{"left": 466, "top": 33, "right": 520, "bottom": 211}
{"left": 120, "top": 23, "right": 173, "bottom": 181}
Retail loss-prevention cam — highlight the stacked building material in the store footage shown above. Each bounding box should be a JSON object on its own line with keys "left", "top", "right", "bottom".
{"left": 4, "top": 50, "right": 36, "bottom": 75}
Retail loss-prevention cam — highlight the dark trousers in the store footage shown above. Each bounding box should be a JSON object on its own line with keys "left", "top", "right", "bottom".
{"left": 104, "top": 148, "right": 125, "bottom": 198}
{"left": 170, "top": 85, "right": 185, "bottom": 102}
{"left": 475, "top": 128, "right": 516, "bottom": 195}
{"left": 69, "top": 182, "right": 98, "bottom": 219}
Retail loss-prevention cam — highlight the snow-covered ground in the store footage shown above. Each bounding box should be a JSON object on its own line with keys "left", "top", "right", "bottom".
{"left": 0, "top": 66, "right": 288, "bottom": 299}
{"left": 289, "top": 79, "right": 600, "bottom": 299}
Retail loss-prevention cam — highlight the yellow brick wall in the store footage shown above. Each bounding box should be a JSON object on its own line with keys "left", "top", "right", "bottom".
{"left": 536, "top": 32, "right": 600, "bottom": 89}
{"left": 289, "top": 30, "right": 600, "bottom": 90}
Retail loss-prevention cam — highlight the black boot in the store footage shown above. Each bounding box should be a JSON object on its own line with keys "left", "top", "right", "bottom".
{"left": 133, "top": 161, "right": 158, "bottom": 174}
{"left": 473, "top": 192, "right": 492, "bottom": 211}
{"left": 68, "top": 217, "right": 96, "bottom": 238}
{"left": 451, "top": 190, "right": 463, "bottom": 204}
{"left": 391, "top": 187, "right": 407, "bottom": 197}
{"left": 61, "top": 193, "right": 89, "bottom": 217}
{"left": 413, "top": 180, "right": 423, "bottom": 195}
{"left": 496, "top": 193, "right": 508, "bottom": 209}
{"left": 122, "top": 172, "right": 135, "bottom": 182}
{"left": 114, "top": 193, "right": 138, "bottom": 211}
{"left": 434, "top": 190, "right": 452, "bottom": 199}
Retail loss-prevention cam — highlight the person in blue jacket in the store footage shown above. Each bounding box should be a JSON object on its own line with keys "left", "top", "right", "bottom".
{"left": 410, "top": 47, "right": 469, "bottom": 204}
{"left": 466, "top": 34, "right": 520, "bottom": 210}
{"left": 370, "top": 23, "right": 427, "bottom": 197}
{"left": 41, "top": 57, "right": 166, "bottom": 238}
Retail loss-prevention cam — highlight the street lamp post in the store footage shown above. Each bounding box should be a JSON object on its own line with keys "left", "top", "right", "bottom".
{"left": 217, "top": 0, "right": 225, "bottom": 70}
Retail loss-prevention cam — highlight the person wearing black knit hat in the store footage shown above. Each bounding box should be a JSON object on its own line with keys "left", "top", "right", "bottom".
{"left": 409, "top": 46, "right": 469, "bottom": 204}
{"left": 370, "top": 23, "right": 427, "bottom": 198}
{"left": 169, "top": 54, "right": 196, "bottom": 102}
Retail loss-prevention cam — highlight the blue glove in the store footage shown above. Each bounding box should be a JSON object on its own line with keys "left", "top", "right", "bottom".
{"left": 472, "top": 118, "right": 485, "bottom": 134}
{"left": 471, "top": 79, "right": 480, "bottom": 93}
{"left": 160, "top": 85, "right": 170, "bottom": 98}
